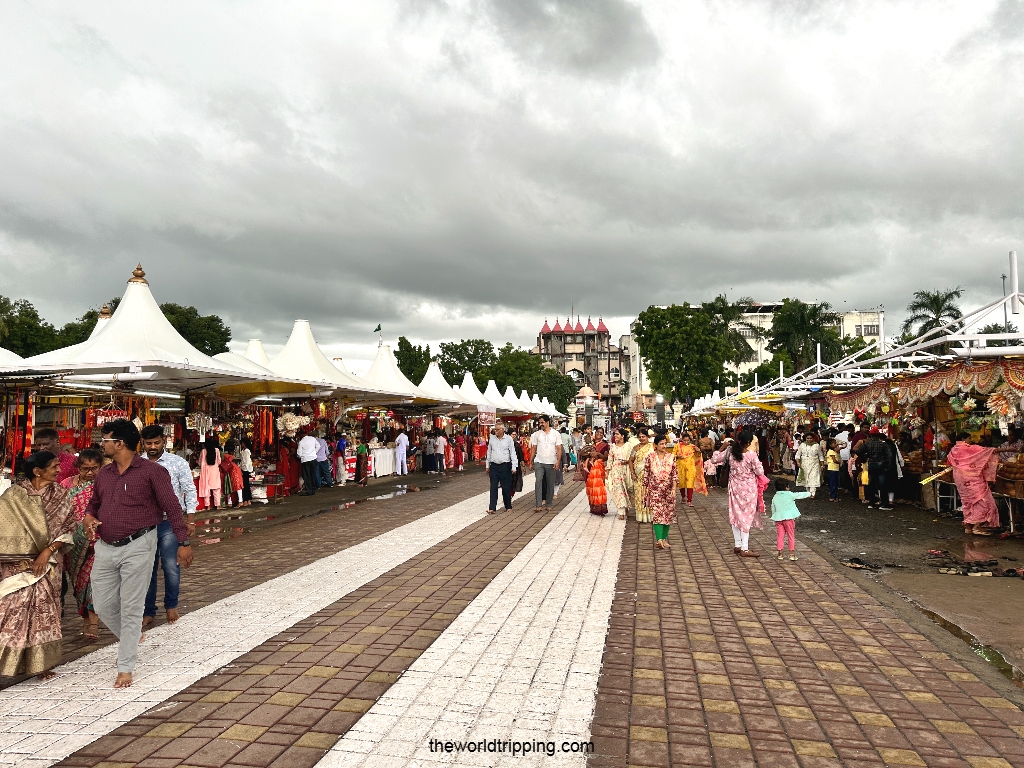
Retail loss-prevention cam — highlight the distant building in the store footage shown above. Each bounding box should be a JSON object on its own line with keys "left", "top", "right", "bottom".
{"left": 532, "top": 317, "right": 627, "bottom": 409}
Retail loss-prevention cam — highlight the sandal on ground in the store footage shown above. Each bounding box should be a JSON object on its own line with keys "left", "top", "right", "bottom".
{"left": 790, "top": 554, "right": 798, "bottom": 561}
{"left": 734, "top": 547, "right": 742, "bottom": 554}
{"left": 486, "top": 509, "right": 496, "bottom": 515}
{"left": 739, "top": 550, "right": 759, "bottom": 558}
{"left": 777, "top": 551, "right": 784, "bottom": 560}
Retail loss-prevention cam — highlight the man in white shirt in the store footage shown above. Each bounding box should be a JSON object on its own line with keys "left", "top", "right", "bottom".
{"left": 296, "top": 430, "right": 321, "bottom": 496}
{"left": 529, "top": 415, "right": 563, "bottom": 512}
{"left": 395, "top": 429, "right": 409, "bottom": 476}
{"left": 435, "top": 432, "right": 448, "bottom": 474}
{"left": 485, "top": 422, "right": 518, "bottom": 514}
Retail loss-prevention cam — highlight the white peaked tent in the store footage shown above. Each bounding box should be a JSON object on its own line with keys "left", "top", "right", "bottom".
{"left": 519, "top": 390, "right": 537, "bottom": 414}
{"left": 0, "top": 347, "right": 23, "bottom": 365}
{"left": 531, "top": 393, "right": 545, "bottom": 413}
{"left": 268, "top": 320, "right": 392, "bottom": 401}
{"left": 503, "top": 386, "right": 526, "bottom": 413}
{"left": 245, "top": 339, "right": 272, "bottom": 368}
{"left": 540, "top": 397, "right": 558, "bottom": 416}
{"left": 9, "top": 265, "right": 265, "bottom": 393}
{"left": 361, "top": 343, "right": 444, "bottom": 404}
{"left": 458, "top": 372, "right": 494, "bottom": 408}
{"left": 419, "top": 362, "right": 471, "bottom": 410}
{"left": 483, "top": 380, "right": 517, "bottom": 413}
{"left": 213, "top": 352, "right": 277, "bottom": 377}
{"left": 88, "top": 304, "right": 113, "bottom": 339}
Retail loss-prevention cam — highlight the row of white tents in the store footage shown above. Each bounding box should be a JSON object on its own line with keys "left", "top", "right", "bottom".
{"left": 0, "top": 265, "right": 564, "bottom": 419}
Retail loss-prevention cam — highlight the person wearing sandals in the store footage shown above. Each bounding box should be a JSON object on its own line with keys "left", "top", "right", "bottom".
{"left": 770, "top": 478, "right": 808, "bottom": 561}
{"left": 643, "top": 433, "right": 677, "bottom": 549}
{"left": 61, "top": 449, "right": 104, "bottom": 640}
{"left": 712, "top": 429, "right": 765, "bottom": 557}
{"left": 630, "top": 429, "right": 655, "bottom": 523}
{"left": 606, "top": 430, "right": 632, "bottom": 520}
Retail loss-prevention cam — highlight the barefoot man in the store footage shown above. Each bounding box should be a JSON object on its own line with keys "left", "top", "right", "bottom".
{"left": 83, "top": 419, "right": 193, "bottom": 688}
{"left": 141, "top": 424, "right": 198, "bottom": 629}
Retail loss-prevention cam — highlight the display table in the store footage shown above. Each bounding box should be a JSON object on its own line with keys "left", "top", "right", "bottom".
{"left": 373, "top": 448, "right": 396, "bottom": 477}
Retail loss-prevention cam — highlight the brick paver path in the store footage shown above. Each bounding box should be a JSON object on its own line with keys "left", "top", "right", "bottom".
{"left": 590, "top": 491, "right": 1024, "bottom": 768}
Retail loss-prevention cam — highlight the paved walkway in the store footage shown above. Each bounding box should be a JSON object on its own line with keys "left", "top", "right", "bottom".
{"left": 5, "top": 474, "right": 1024, "bottom": 768}
{"left": 590, "top": 489, "right": 1024, "bottom": 768}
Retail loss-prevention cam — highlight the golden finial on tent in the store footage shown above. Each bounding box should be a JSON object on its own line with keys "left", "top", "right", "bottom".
{"left": 98, "top": 303, "right": 112, "bottom": 318}
{"left": 128, "top": 264, "right": 148, "bottom": 284}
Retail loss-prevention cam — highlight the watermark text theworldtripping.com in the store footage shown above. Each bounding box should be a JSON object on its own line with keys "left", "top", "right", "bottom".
{"left": 428, "top": 739, "right": 594, "bottom": 757}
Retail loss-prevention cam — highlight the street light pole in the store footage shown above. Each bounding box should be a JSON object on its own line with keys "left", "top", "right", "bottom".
{"left": 1003, "top": 273, "right": 1009, "bottom": 333}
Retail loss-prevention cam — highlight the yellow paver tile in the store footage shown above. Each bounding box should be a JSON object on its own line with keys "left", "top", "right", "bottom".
{"left": 635, "top": 647, "right": 662, "bottom": 657}
{"left": 879, "top": 665, "right": 913, "bottom": 677}
{"left": 146, "top": 723, "right": 193, "bottom": 738}
{"left": 635, "top": 629, "right": 660, "bottom": 637}
{"left": 367, "top": 671, "right": 401, "bottom": 683}
{"left": 392, "top": 648, "right": 421, "bottom": 658}
{"left": 703, "top": 699, "right": 740, "bottom": 713}
{"left": 754, "top": 655, "right": 784, "bottom": 666}
{"left": 633, "top": 695, "right": 666, "bottom": 707}
{"left": 630, "top": 726, "right": 668, "bottom": 743}
{"left": 852, "top": 711, "right": 894, "bottom": 727}
{"left": 1013, "top": 725, "right": 1024, "bottom": 738}
{"left": 303, "top": 666, "right": 340, "bottom": 679}
{"left": 898, "top": 633, "right": 926, "bottom": 641}
{"left": 777, "top": 705, "right": 815, "bottom": 720}
{"left": 698, "top": 674, "right": 731, "bottom": 686}
{"left": 931, "top": 720, "right": 976, "bottom": 734}
{"left": 219, "top": 725, "right": 267, "bottom": 742}
{"left": 764, "top": 679, "right": 797, "bottom": 690}
{"left": 904, "top": 691, "right": 940, "bottom": 702}
{"left": 296, "top": 732, "right": 339, "bottom": 749}
{"left": 802, "top": 641, "right": 829, "bottom": 650}
{"left": 199, "top": 691, "right": 240, "bottom": 703}
{"left": 745, "top": 637, "right": 771, "bottom": 645}
{"left": 834, "top": 685, "right": 869, "bottom": 697}
{"left": 710, "top": 733, "right": 750, "bottom": 750}
{"left": 267, "top": 692, "right": 305, "bottom": 706}
{"left": 634, "top": 668, "right": 664, "bottom": 679}
{"left": 737, "top": 620, "right": 761, "bottom": 628}
{"left": 690, "top": 632, "right": 716, "bottom": 642}
{"left": 816, "top": 661, "right": 848, "bottom": 671}
{"left": 693, "top": 652, "right": 722, "bottom": 662}
{"left": 975, "top": 696, "right": 1019, "bottom": 710}
{"left": 791, "top": 740, "right": 836, "bottom": 757}
{"left": 861, "top": 645, "right": 892, "bottom": 656}
{"left": 948, "top": 671, "right": 979, "bottom": 682}
{"left": 334, "top": 698, "right": 375, "bottom": 712}
{"left": 966, "top": 758, "right": 1015, "bottom": 768}
{"left": 877, "top": 748, "right": 926, "bottom": 766}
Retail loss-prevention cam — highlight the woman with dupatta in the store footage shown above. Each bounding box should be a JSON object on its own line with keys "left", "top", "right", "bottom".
{"left": 60, "top": 448, "right": 103, "bottom": 640}
{"left": 673, "top": 433, "right": 707, "bottom": 506}
{"left": 629, "top": 430, "right": 654, "bottom": 523}
{"left": 606, "top": 429, "right": 632, "bottom": 521}
{"left": 948, "top": 433, "right": 1001, "bottom": 534}
{"left": 584, "top": 449, "right": 608, "bottom": 516}
{"left": 0, "top": 452, "right": 76, "bottom": 678}
{"left": 712, "top": 430, "right": 765, "bottom": 557}
{"left": 643, "top": 433, "right": 677, "bottom": 549}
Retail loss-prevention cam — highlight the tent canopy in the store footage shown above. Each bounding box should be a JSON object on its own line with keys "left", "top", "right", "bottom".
{"left": 483, "top": 379, "right": 519, "bottom": 413}
{"left": 0, "top": 347, "right": 23, "bottom": 365}
{"left": 244, "top": 339, "right": 272, "bottom": 368}
{"left": 457, "top": 372, "right": 494, "bottom": 408}
{"left": 360, "top": 343, "right": 447, "bottom": 405}
{"left": 419, "top": 362, "right": 475, "bottom": 412}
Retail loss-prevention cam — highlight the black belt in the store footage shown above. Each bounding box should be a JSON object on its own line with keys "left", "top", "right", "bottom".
{"left": 109, "top": 525, "right": 157, "bottom": 548}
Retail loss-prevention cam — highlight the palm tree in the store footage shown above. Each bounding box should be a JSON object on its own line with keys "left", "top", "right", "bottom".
{"left": 700, "top": 295, "right": 763, "bottom": 366}
{"left": 767, "top": 299, "right": 843, "bottom": 371}
{"left": 901, "top": 287, "right": 964, "bottom": 338}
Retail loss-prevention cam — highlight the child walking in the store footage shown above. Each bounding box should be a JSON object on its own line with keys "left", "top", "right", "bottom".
{"left": 825, "top": 439, "right": 841, "bottom": 502}
{"left": 771, "top": 478, "right": 809, "bottom": 560}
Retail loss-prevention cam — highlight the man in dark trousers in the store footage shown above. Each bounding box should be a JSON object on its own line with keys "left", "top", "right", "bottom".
{"left": 485, "top": 421, "right": 518, "bottom": 514}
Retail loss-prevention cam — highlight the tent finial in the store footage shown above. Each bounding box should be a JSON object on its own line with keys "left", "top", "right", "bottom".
{"left": 98, "top": 303, "right": 112, "bottom": 319}
{"left": 128, "top": 264, "right": 148, "bottom": 285}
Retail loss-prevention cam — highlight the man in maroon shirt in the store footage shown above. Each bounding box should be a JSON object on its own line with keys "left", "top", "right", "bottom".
{"left": 83, "top": 419, "right": 193, "bottom": 688}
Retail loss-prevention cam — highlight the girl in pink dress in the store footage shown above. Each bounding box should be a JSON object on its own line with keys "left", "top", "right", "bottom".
{"left": 712, "top": 430, "right": 765, "bottom": 557}
{"left": 198, "top": 436, "right": 222, "bottom": 511}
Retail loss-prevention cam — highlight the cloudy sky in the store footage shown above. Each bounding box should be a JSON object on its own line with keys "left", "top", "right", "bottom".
{"left": 2, "top": 0, "right": 1022, "bottom": 372}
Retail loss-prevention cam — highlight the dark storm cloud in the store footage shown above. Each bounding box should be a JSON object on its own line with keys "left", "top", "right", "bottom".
{"left": 1, "top": 0, "right": 1022, "bottom": 368}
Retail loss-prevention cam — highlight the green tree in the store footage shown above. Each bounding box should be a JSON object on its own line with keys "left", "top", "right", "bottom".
{"left": 395, "top": 336, "right": 432, "bottom": 383}
{"left": 158, "top": 303, "right": 231, "bottom": 355}
{"left": 475, "top": 343, "right": 578, "bottom": 412}
{"left": 901, "top": 287, "right": 964, "bottom": 338}
{"left": 438, "top": 339, "right": 496, "bottom": 384}
{"left": 767, "top": 298, "right": 843, "bottom": 371}
{"left": 632, "top": 304, "right": 731, "bottom": 400}
{"left": 532, "top": 366, "right": 578, "bottom": 412}
{"left": 978, "top": 322, "right": 1019, "bottom": 348}
{"left": 0, "top": 298, "right": 60, "bottom": 356}
{"left": 700, "top": 295, "right": 762, "bottom": 365}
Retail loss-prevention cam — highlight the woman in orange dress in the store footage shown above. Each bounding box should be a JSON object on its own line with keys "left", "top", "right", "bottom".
{"left": 585, "top": 449, "right": 608, "bottom": 516}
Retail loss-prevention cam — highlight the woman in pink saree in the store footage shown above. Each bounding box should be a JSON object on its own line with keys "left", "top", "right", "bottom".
{"left": 711, "top": 429, "right": 765, "bottom": 557}
{"left": 947, "top": 434, "right": 1000, "bottom": 534}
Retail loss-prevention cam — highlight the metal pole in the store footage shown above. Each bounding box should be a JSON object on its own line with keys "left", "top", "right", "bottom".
{"left": 1011, "top": 251, "right": 1019, "bottom": 315}
{"left": 816, "top": 342, "right": 822, "bottom": 371}
{"left": 1003, "top": 274, "right": 1009, "bottom": 332}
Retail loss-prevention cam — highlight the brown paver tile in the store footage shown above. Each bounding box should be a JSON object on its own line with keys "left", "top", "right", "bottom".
{"left": 588, "top": 491, "right": 1024, "bottom": 768}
